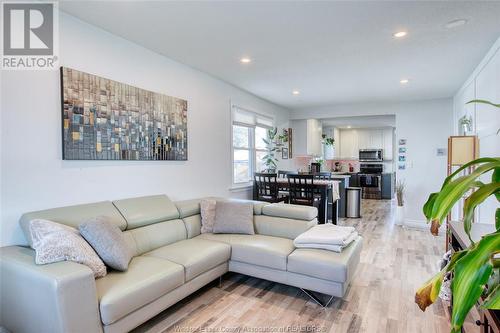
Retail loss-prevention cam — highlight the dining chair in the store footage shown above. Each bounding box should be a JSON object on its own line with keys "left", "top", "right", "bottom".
{"left": 287, "top": 174, "right": 321, "bottom": 208}
{"left": 254, "top": 172, "right": 288, "bottom": 203}
{"left": 314, "top": 172, "right": 332, "bottom": 180}
{"left": 277, "top": 170, "right": 294, "bottom": 178}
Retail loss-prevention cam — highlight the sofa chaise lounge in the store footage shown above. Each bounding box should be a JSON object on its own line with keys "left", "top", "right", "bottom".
{"left": 0, "top": 195, "right": 362, "bottom": 333}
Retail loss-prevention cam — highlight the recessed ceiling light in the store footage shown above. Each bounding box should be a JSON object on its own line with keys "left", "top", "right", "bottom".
{"left": 292, "top": 90, "right": 300, "bottom": 95}
{"left": 393, "top": 31, "right": 407, "bottom": 38}
{"left": 400, "top": 79, "right": 409, "bottom": 84}
{"left": 240, "top": 57, "right": 251, "bottom": 64}
{"left": 445, "top": 19, "right": 468, "bottom": 29}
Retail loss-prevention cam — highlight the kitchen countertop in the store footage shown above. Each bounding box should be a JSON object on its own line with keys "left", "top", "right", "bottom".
{"left": 330, "top": 174, "right": 351, "bottom": 179}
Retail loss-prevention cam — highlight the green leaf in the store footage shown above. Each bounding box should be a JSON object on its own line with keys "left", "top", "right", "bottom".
{"left": 496, "top": 208, "right": 500, "bottom": 231}
{"left": 415, "top": 270, "right": 445, "bottom": 311}
{"left": 482, "top": 284, "right": 500, "bottom": 309}
{"left": 427, "top": 160, "right": 500, "bottom": 230}
{"left": 423, "top": 192, "right": 438, "bottom": 220}
{"left": 463, "top": 183, "right": 500, "bottom": 242}
{"left": 443, "top": 158, "right": 499, "bottom": 189}
{"left": 450, "top": 231, "right": 500, "bottom": 332}
{"left": 494, "top": 168, "right": 500, "bottom": 201}
{"left": 415, "top": 250, "right": 467, "bottom": 311}
{"left": 466, "top": 99, "right": 500, "bottom": 108}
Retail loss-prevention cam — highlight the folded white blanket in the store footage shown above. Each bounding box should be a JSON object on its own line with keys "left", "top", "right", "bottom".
{"left": 294, "top": 231, "right": 358, "bottom": 253}
{"left": 294, "top": 224, "right": 357, "bottom": 246}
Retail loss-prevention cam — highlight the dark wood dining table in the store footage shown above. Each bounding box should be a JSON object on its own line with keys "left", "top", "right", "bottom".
{"left": 253, "top": 178, "right": 340, "bottom": 224}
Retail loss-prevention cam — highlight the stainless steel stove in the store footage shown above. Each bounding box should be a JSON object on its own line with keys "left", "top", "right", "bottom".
{"left": 359, "top": 163, "right": 383, "bottom": 199}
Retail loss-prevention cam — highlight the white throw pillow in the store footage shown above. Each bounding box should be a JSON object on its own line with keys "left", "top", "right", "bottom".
{"left": 200, "top": 199, "right": 216, "bottom": 233}
{"left": 29, "top": 219, "right": 107, "bottom": 278}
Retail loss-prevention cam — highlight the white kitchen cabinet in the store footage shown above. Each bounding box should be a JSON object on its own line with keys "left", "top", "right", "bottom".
{"left": 338, "top": 127, "right": 394, "bottom": 160}
{"left": 291, "top": 119, "right": 323, "bottom": 156}
{"left": 357, "top": 130, "right": 369, "bottom": 150}
{"left": 369, "top": 129, "right": 383, "bottom": 149}
{"left": 339, "top": 129, "right": 359, "bottom": 158}
{"left": 382, "top": 128, "right": 393, "bottom": 160}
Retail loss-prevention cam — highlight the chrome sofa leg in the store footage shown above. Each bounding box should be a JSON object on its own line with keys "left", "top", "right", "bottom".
{"left": 300, "top": 288, "right": 335, "bottom": 308}
{"left": 219, "top": 275, "right": 223, "bottom": 288}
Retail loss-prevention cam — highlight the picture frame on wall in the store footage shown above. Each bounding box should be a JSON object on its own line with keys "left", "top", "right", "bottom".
{"left": 399, "top": 139, "right": 407, "bottom": 145}
{"left": 282, "top": 148, "right": 289, "bottom": 159}
{"left": 399, "top": 147, "right": 407, "bottom": 153}
{"left": 60, "top": 67, "right": 188, "bottom": 161}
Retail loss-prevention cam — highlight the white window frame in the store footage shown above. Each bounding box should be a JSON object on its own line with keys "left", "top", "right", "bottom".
{"left": 230, "top": 105, "right": 274, "bottom": 189}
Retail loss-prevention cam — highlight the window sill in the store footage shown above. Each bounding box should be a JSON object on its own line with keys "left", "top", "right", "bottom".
{"left": 229, "top": 184, "right": 253, "bottom": 192}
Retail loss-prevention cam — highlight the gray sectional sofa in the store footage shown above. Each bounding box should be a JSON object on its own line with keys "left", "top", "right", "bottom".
{"left": 0, "top": 195, "right": 362, "bottom": 333}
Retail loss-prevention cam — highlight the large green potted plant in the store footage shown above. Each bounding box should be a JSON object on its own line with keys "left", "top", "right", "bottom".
{"left": 262, "top": 127, "right": 281, "bottom": 172}
{"left": 415, "top": 100, "right": 500, "bottom": 333}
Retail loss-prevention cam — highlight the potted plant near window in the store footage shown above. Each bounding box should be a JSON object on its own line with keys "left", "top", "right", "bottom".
{"left": 414, "top": 100, "right": 500, "bottom": 333}
{"left": 395, "top": 180, "right": 405, "bottom": 226}
{"left": 262, "top": 127, "right": 281, "bottom": 173}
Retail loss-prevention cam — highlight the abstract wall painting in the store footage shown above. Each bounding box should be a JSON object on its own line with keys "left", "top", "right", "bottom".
{"left": 61, "top": 67, "right": 188, "bottom": 160}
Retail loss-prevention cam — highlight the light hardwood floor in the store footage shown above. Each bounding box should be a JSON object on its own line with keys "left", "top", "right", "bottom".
{"left": 133, "top": 200, "right": 472, "bottom": 333}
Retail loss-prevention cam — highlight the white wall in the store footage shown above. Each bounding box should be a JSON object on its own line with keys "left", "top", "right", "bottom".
{"left": 453, "top": 37, "right": 500, "bottom": 224}
{"left": 291, "top": 98, "right": 453, "bottom": 227}
{"left": 0, "top": 13, "right": 290, "bottom": 246}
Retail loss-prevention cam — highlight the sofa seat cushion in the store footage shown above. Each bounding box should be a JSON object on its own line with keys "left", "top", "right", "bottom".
{"left": 144, "top": 239, "right": 231, "bottom": 281}
{"left": 195, "top": 233, "right": 233, "bottom": 244}
{"left": 96, "top": 256, "right": 184, "bottom": 325}
{"left": 287, "top": 236, "right": 363, "bottom": 283}
{"left": 229, "top": 234, "right": 295, "bottom": 271}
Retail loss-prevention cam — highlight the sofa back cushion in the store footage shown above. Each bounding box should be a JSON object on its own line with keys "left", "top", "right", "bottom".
{"left": 174, "top": 199, "right": 201, "bottom": 218}
{"left": 20, "top": 201, "right": 127, "bottom": 247}
{"left": 262, "top": 203, "right": 317, "bottom": 221}
{"left": 254, "top": 215, "right": 317, "bottom": 240}
{"left": 113, "top": 195, "right": 179, "bottom": 230}
{"left": 183, "top": 214, "right": 202, "bottom": 239}
{"left": 124, "top": 219, "right": 187, "bottom": 256}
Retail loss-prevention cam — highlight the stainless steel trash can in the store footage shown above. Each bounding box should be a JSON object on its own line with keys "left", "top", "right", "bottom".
{"left": 346, "top": 187, "right": 361, "bottom": 218}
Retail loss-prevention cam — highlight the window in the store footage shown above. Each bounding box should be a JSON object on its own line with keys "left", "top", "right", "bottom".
{"left": 231, "top": 106, "right": 274, "bottom": 187}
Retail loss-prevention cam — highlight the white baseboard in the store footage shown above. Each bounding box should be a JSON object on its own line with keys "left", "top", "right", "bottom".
{"left": 403, "top": 219, "right": 446, "bottom": 236}
{"left": 403, "top": 219, "right": 429, "bottom": 230}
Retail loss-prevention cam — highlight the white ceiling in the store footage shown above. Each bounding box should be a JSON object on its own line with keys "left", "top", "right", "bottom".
{"left": 322, "top": 115, "right": 395, "bottom": 129}
{"left": 60, "top": 1, "right": 500, "bottom": 110}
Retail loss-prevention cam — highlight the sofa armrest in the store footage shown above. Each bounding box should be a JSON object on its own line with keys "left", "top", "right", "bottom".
{"left": 0, "top": 246, "right": 102, "bottom": 333}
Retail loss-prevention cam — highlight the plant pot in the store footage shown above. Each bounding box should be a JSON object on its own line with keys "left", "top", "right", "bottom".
{"left": 395, "top": 205, "right": 405, "bottom": 225}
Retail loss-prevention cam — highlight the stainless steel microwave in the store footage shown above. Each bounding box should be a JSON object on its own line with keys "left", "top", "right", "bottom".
{"left": 359, "top": 149, "right": 383, "bottom": 162}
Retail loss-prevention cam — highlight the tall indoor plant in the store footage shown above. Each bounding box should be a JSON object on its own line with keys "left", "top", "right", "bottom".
{"left": 262, "top": 127, "right": 281, "bottom": 172}
{"left": 415, "top": 100, "right": 500, "bottom": 333}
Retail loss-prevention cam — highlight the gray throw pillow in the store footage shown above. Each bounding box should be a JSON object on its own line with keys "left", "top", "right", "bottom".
{"left": 79, "top": 216, "right": 133, "bottom": 271}
{"left": 213, "top": 201, "right": 254, "bottom": 235}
